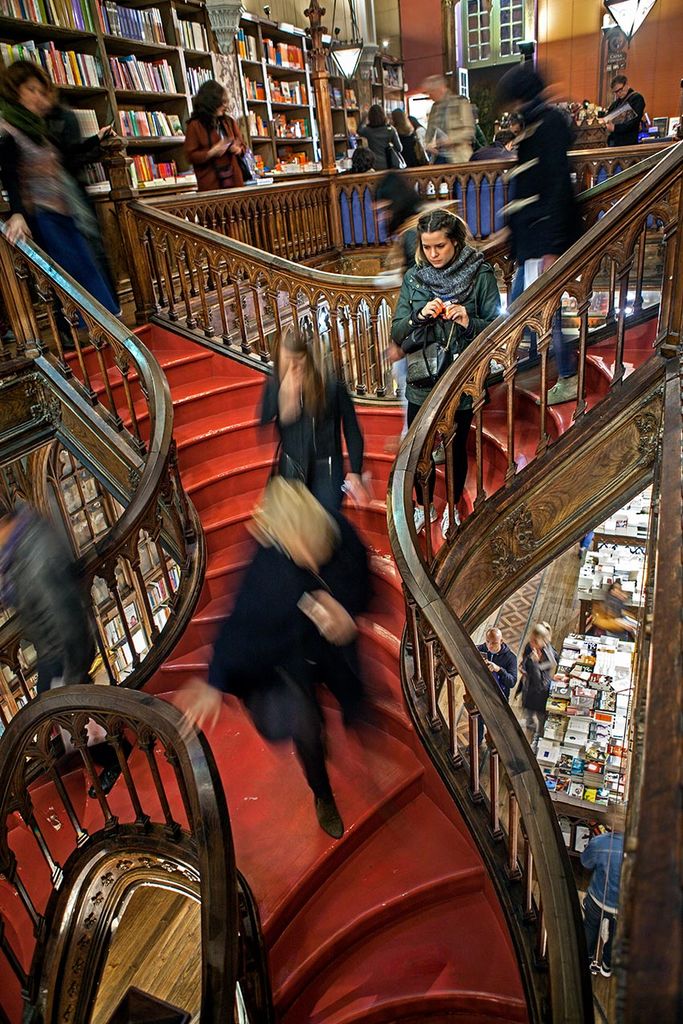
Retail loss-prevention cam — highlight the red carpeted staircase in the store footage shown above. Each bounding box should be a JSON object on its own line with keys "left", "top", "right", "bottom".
{"left": 0, "top": 314, "right": 657, "bottom": 1024}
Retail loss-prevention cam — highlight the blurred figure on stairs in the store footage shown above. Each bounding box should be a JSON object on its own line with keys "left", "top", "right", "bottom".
{"left": 496, "top": 63, "right": 581, "bottom": 406}
{"left": 178, "top": 479, "right": 371, "bottom": 839}
{"left": 260, "top": 327, "right": 369, "bottom": 512}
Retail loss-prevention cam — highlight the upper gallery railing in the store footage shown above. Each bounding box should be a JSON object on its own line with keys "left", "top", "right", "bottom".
{"left": 125, "top": 147, "right": 667, "bottom": 403}
{"left": 142, "top": 142, "right": 670, "bottom": 257}
{"left": 0, "top": 686, "right": 237, "bottom": 1023}
{"left": 0, "top": 224, "right": 200, "bottom": 720}
{"left": 388, "top": 140, "right": 683, "bottom": 1024}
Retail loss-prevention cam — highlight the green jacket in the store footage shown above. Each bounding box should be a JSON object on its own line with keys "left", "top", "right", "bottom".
{"left": 391, "top": 262, "right": 501, "bottom": 406}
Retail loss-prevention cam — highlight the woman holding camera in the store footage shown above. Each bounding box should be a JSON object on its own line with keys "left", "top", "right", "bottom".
{"left": 390, "top": 209, "right": 500, "bottom": 533}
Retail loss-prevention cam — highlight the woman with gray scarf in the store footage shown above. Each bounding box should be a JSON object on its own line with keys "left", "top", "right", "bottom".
{"left": 390, "top": 209, "right": 500, "bottom": 534}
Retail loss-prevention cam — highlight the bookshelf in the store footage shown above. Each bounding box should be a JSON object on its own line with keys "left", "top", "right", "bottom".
{"left": 0, "top": 0, "right": 221, "bottom": 190}
{"left": 235, "top": 12, "right": 320, "bottom": 175}
{"left": 326, "top": 57, "right": 360, "bottom": 162}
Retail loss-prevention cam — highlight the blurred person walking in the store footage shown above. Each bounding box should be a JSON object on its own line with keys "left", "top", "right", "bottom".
{"left": 177, "top": 479, "right": 370, "bottom": 839}
{"left": 0, "top": 61, "right": 119, "bottom": 314}
{"left": 422, "top": 75, "right": 474, "bottom": 164}
{"left": 497, "top": 63, "right": 580, "bottom": 405}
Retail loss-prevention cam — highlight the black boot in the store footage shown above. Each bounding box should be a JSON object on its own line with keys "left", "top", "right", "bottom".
{"left": 314, "top": 795, "right": 344, "bottom": 839}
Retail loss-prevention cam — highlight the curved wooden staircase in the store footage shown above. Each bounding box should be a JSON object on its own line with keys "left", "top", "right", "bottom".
{"left": 130, "top": 306, "right": 654, "bottom": 1023}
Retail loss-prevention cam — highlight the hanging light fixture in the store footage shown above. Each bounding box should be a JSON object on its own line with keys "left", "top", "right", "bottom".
{"left": 330, "top": 0, "right": 363, "bottom": 79}
{"left": 603, "top": 0, "right": 657, "bottom": 42}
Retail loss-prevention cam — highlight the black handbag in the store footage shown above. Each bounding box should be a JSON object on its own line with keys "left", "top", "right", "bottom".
{"left": 401, "top": 318, "right": 454, "bottom": 390}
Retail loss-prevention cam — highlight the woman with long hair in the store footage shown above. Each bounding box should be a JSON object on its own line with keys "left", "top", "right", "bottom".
{"left": 358, "top": 103, "right": 403, "bottom": 171}
{"left": 184, "top": 79, "right": 247, "bottom": 191}
{"left": 0, "top": 61, "right": 119, "bottom": 313}
{"left": 391, "top": 209, "right": 500, "bottom": 533}
{"left": 390, "top": 108, "right": 427, "bottom": 167}
{"left": 177, "top": 478, "right": 370, "bottom": 839}
{"left": 260, "top": 327, "right": 368, "bottom": 511}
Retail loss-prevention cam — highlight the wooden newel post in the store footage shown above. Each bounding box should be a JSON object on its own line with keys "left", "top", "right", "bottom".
{"left": 100, "top": 135, "right": 156, "bottom": 324}
{"left": 304, "top": 0, "right": 337, "bottom": 177}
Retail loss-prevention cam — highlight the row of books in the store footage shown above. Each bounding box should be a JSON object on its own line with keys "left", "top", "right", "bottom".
{"left": 273, "top": 114, "right": 310, "bottom": 139}
{"left": 247, "top": 110, "right": 268, "bottom": 137}
{"left": 262, "top": 38, "right": 304, "bottom": 70}
{"left": 0, "top": 0, "right": 96, "bottom": 32}
{"left": 173, "top": 13, "right": 208, "bottom": 53}
{"left": 129, "top": 153, "right": 177, "bottom": 185}
{"left": 330, "top": 86, "right": 357, "bottom": 108}
{"left": 118, "top": 109, "right": 183, "bottom": 138}
{"left": 95, "top": 1, "right": 165, "bottom": 45}
{"left": 236, "top": 28, "right": 259, "bottom": 62}
{"left": 0, "top": 40, "right": 103, "bottom": 87}
{"left": 536, "top": 633, "right": 634, "bottom": 803}
{"left": 186, "top": 64, "right": 213, "bottom": 97}
{"left": 270, "top": 78, "right": 307, "bottom": 105}
{"left": 244, "top": 78, "right": 266, "bottom": 102}
{"left": 109, "top": 55, "right": 176, "bottom": 94}
{"left": 72, "top": 106, "right": 99, "bottom": 134}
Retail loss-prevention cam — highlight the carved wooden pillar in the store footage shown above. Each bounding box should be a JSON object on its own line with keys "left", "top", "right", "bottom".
{"left": 442, "top": 0, "right": 456, "bottom": 77}
{"left": 100, "top": 136, "right": 156, "bottom": 323}
{"left": 304, "top": 0, "right": 338, "bottom": 176}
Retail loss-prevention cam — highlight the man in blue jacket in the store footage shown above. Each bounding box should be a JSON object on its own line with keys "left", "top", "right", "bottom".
{"left": 580, "top": 807, "right": 626, "bottom": 977}
{"left": 475, "top": 627, "right": 517, "bottom": 746}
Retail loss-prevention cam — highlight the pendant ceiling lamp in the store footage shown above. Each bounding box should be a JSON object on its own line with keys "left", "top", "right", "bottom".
{"left": 603, "top": 0, "right": 657, "bottom": 42}
{"left": 330, "top": 0, "right": 363, "bottom": 79}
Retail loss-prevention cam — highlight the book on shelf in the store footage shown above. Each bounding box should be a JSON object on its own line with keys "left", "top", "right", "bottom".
{"left": 97, "top": 2, "right": 166, "bottom": 45}
{"left": 72, "top": 107, "right": 100, "bottom": 134}
{"left": 247, "top": 109, "right": 268, "bottom": 136}
{"left": 118, "top": 109, "right": 183, "bottom": 138}
{"left": 186, "top": 64, "right": 212, "bottom": 96}
{"left": 262, "top": 38, "right": 304, "bottom": 70}
{"left": 244, "top": 78, "right": 266, "bottom": 101}
{"left": 173, "top": 12, "right": 208, "bottom": 52}
{"left": 270, "top": 78, "right": 307, "bottom": 105}
{"left": 129, "top": 152, "right": 178, "bottom": 187}
{"left": 0, "top": 0, "right": 97, "bottom": 33}
{"left": 273, "top": 114, "right": 309, "bottom": 139}
{"left": 109, "top": 55, "right": 177, "bottom": 93}
{"left": 236, "top": 27, "right": 259, "bottom": 62}
{"left": 0, "top": 40, "right": 104, "bottom": 88}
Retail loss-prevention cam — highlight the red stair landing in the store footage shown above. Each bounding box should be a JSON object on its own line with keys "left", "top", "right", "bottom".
{"left": 134, "top": 323, "right": 528, "bottom": 1023}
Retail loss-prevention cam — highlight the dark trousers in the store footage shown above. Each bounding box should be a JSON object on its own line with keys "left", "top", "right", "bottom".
{"left": 407, "top": 401, "right": 473, "bottom": 504}
{"left": 584, "top": 893, "right": 617, "bottom": 969}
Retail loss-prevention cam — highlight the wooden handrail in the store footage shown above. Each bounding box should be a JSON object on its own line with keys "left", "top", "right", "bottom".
{"left": 0, "top": 225, "right": 201, "bottom": 704}
{"left": 389, "top": 140, "right": 683, "bottom": 1023}
{"left": 0, "top": 685, "right": 238, "bottom": 1022}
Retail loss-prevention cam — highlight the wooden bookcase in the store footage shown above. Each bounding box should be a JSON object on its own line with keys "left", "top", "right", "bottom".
{"left": 0, "top": 0, "right": 220, "bottom": 189}
{"left": 235, "top": 12, "right": 321, "bottom": 174}
{"left": 327, "top": 59, "right": 360, "bottom": 161}
{"left": 380, "top": 54, "right": 405, "bottom": 116}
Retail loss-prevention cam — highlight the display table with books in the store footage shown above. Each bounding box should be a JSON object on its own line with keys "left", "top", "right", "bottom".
{"left": 532, "top": 632, "right": 634, "bottom": 854}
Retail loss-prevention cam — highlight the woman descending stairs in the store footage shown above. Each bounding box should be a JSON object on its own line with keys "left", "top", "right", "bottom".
{"left": 134, "top": 313, "right": 654, "bottom": 1023}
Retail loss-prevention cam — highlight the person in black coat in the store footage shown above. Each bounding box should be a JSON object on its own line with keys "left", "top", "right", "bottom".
{"left": 260, "top": 327, "right": 368, "bottom": 512}
{"left": 601, "top": 75, "right": 645, "bottom": 148}
{"left": 358, "top": 104, "right": 403, "bottom": 171}
{"left": 177, "top": 479, "right": 370, "bottom": 839}
{"left": 517, "top": 623, "right": 557, "bottom": 753}
{"left": 497, "top": 63, "right": 581, "bottom": 407}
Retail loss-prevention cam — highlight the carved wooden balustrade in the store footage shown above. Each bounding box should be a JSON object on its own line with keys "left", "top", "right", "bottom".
{"left": 130, "top": 198, "right": 401, "bottom": 397}
{"left": 0, "top": 685, "right": 238, "bottom": 1023}
{"left": 125, "top": 151, "right": 665, "bottom": 405}
{"left": 143, "top": 143, "right": 670, "bottom": 258}
{"left": 0, "top": 225, "right": 202, "bottom": 719}
{"left": 387, "top": 140, "right": 683, "bottom": 1024}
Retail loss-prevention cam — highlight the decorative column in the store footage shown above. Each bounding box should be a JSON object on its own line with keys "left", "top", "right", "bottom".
{"left": 442, "top": 0, "right": 456, "bottom": 77}
{"left": 205, "top": 0, "right": 245, "bottom": 53}
{"left": 304, "top": 0, "right": 338, "bottom": 176}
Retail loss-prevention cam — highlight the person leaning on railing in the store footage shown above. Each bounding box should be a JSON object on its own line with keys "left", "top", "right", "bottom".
{"left": 389, "top": 209, "right": 500, "bottom": 537}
